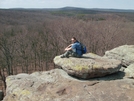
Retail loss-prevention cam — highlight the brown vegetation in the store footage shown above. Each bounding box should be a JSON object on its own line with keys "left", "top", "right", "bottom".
{"left": 0, "top": 9, "right": 134, "bottom": 93}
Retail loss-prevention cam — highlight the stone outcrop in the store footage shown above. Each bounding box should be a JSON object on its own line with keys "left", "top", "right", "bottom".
{"left": 104, "top": 45, "right": 134, "bottom": 66}
{"left": 3, "top": 45, "right": 134, "bottom": 101}
{"left": 3, "top": 69, "right": 134, "bottom": 101}
{"left": 104, "top": 45, "right": 134, "bottom": 78}
{"left": 124, "top": 63, "right": 134, "bottom": 78}
{"left": 54, "top": 53, "right": 121, "bottom": 79}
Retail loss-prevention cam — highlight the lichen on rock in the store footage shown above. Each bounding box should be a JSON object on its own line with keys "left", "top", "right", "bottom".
{"left": 54, "top": 53, "right": 121, "bottom": 79}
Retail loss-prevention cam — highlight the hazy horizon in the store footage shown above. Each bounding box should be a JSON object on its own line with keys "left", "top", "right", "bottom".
{"left": 0, "top": 0, "right": 134, "bottom": 10}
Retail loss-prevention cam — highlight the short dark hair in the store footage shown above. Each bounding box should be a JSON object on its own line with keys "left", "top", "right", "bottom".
{"left": 72, "top": 37, "right": 77, "bottom": 40}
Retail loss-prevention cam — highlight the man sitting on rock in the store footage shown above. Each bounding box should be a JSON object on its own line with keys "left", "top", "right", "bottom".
{"left": 60, "top": 37, "right": 82, "bottom": 58}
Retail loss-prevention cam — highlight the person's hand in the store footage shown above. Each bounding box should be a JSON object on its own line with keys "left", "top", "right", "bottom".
{"left": 67, "top": 44, "right": 72, "bottom": 48}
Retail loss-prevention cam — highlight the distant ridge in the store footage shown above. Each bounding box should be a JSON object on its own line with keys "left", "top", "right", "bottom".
{"left": 58, "top": 7, "right": 134, "bottom": 13}
{"left": 59, "top": 7, "right": 87, "bottom": 10}
{"left": 1, "top": 6, "right": 134, "bottom": 13}
{"left": 91, "top": 8, "right": 134, "bottom": 13}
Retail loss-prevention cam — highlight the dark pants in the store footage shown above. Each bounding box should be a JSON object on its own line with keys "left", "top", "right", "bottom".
{"left": 62, "top": 50, "right": 81, "bottom": 58}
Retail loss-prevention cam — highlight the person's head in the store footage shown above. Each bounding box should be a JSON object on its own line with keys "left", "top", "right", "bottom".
{"left": 71, "top": 37, "right": 77, "bottom": 43}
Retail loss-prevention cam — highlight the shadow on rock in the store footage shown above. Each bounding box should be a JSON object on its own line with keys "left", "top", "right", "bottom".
{"left": 70, "top": 71, "right": 125, "bottom": 81}
{"left": 80, "top": 56, "right": 96, "bottom": 59}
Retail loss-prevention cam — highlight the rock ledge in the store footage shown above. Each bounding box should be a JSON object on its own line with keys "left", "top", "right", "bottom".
{"left": 54, "top": 53, "right": 121, "bottom": 79}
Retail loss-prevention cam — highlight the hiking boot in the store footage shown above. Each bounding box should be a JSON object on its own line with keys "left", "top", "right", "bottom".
{"left": 60, "top": 55, "right": 65, "bottom": 58}
{"left": 60, "top": 55, "right": 69, "bottom": 58}
{"left": 66, "top": 55, "right": 69, "bottom": 58}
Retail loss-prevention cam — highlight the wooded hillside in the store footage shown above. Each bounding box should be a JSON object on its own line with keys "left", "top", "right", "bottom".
{"left": 0, "top": 8, "right": 134, "bottom": 91}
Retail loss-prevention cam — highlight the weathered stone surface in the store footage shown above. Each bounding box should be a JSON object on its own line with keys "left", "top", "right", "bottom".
{"left": 104, "top": 45, "right": 134, "bottom": 66}
{"left": 3, "top": 69, "right": 134, "bottom": 101}
{"left": 3, "top": 45, "right": 134, "bottom": 101}
{"left": 54, "top": 53, "right": 121, "bottom": 79}
{"left": 104, "top": 45, "right": 134, "bottom": 79}
{"left": 124, "top": 63, "right": 134, "bottom": 78}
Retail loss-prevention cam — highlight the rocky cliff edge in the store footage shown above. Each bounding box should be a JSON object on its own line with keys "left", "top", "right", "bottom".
{"left": 3, "top": 45, "right": 134, "bottom": 101}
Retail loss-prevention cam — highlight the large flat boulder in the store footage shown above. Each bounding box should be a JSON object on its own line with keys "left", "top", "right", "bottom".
{"left": 104, "top": 45, "right": 134, "bottom": 66}
{"left": 54, "top": 53, "right": 121, "bottom": 79}
{"left": 104, "top": 45, "right": 134, "bottom": 79}
{"left": 3, "top": 69, "right": 134, "bottom": 101}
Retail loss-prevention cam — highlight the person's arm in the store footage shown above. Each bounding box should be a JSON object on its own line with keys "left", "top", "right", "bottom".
{"left": 65, "top": 44, "right": 73, "bottom": 51}
{"left": 65, "top": 47, "right": 72, "bottom": 51}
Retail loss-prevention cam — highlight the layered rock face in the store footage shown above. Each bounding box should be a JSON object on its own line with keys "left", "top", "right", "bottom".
{"left": 54, "top": 53, "right": 121, "bottom": 79}
{"left": 104, "top": 45, "right": 134, "bottom": 66}
{"left": 3, "top": 69, "right": 134, "bottom": 101}
{"left": 104, "top": 45, "right": 134, "bottom": 78}
{"left": 3, "top": 45, "right": 134, "bottom": 101}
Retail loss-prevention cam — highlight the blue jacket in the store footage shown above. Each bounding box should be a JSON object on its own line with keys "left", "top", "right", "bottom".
{"left": 71, "top": 41, "right": 82, "bottom": 56}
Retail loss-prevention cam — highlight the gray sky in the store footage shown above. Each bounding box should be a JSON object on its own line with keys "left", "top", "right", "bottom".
{"left": 0, "top": 0, "right": 134, "bottom": 10}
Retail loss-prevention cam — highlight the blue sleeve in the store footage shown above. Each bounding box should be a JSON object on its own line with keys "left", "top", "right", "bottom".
{"left": 71, "top": 43, "right": 77, "bottom": 52}
{"left": 72, "top": 44, "right": 76, "bottom": 49}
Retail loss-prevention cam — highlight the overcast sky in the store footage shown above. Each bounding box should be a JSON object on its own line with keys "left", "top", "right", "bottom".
{"left": 0, "top": 0, "right": 134, "bottom": 10}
